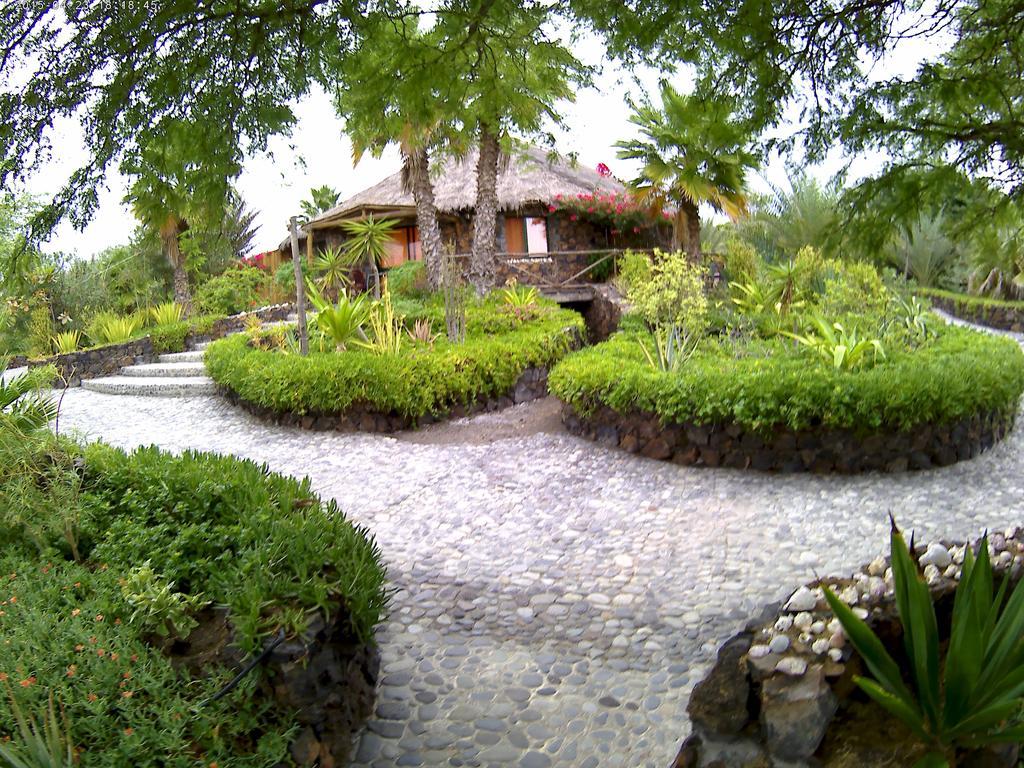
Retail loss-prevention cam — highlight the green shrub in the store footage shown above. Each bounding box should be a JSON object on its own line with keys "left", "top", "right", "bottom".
{"left": 615, "top": 249, "right": 652, "bottom": 292}
{"left": 87, "top": 313, "right": 143, "bottom": 346}
{"left": 207, "top": 297, "right": 583, "bottom": 421}
{"left": 916, "top": 287, "right": 1024, "bottom": 322}
{"left": 627, "top": 250, "right": 709, "bottom": 330}
{"left": 273, "top": 261, "right": 296, "bottom": 296}
{"left": 28, "top": 305, "right": 54, "bottom": 358}
{"left": 147, "top": 315, "right": 221, "bottom": 355}
{"left": 194, "top": 266, "right": 267, "bottom": 316}
{"left": 148, "top": 302, "right": 184, "bottom": 326}
{"left": 721, "top": 239, "right": 761, "bottom": 285}
{"left": 386, "top": 261, "right": 427, "bottom": 298}
{"left": 549, "top": 323, "right": 1024, "bottom": 433}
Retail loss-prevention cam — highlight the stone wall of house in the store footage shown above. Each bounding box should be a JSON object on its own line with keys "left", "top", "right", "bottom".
{"left": 925, "top": 293, "right": 1024, "bottom": 333}
{"left": 173, "top": 603, "right": 379, "bottom": 768}
{"left": 223, "top": 365, "right": 553, "bottom": 433}
{"left": 25, "top": 305, "right": 291, "bottom": 387}
{"left": 561, "top": 403, "right": 1014, "bottom": 472}
{"left": 675, "top": 532, "right": 1024, "bottom": 767}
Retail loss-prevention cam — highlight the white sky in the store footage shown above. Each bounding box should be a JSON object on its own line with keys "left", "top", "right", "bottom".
{"left": 18, "top": 28, "right": 940, "bottom": 260}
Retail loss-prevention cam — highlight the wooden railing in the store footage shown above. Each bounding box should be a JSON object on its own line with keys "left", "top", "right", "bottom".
{"left": 451, "top": 248, "right": 654, "bottom": 291}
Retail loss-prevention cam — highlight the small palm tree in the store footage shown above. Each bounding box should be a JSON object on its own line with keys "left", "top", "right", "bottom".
{"left": 616, "top": 82, "right": 757, "bottom": 258}
{"left": 299, "top": 185, "right": 342, "bottom": 222}
{"left": 890, "top": 211, "right": 960, "bottom": 288}
{"left": 1, "top": 359, "right": 56, "bottom": 434}
{"left": 341, "top": 215, "right": 399, "bottom": 299}
{"left": 742, "top": 172, "right": 843, "bottom": 260}
{"left": 314, "top": 246, "right": 351, "bottom": 299}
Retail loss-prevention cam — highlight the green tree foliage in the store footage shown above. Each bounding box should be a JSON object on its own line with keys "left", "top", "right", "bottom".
{"left": 616, "top": 83, "right": 757, "bottom": 258}
{"left": 888, "top": 211, "right": 962, "bottom": 289}
{"left": 299, "top": 185, "right": 342, "bottom": 221}
{"left": 124, "top": 120, "right": 246, "bottom": 313}
{"left": 742, "top": 173, "right": 844, "bottom": 261}
{"left": 1, "top": 0, "right": 332, "bottom": 239}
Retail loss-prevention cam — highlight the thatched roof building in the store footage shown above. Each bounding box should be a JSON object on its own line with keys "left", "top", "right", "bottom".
{"left": 308, "top": 146, "right": 623, "bottom": 229}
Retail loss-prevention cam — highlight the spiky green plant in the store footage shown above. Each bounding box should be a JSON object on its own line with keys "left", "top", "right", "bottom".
{"left": 149, "top": 301, "right": 184, "bottom": 326}
{"left": 0, "top": 359, "right": 56, "bottom": 434}
{"left": 0, "top": 689, "right": 74, "bottom": 768}
{"left": 357, "top": 285, "right": 403, "bottom": 355}
{"left": 305, "top": 279, "right": 371, "bottom": 351}
{"left": 638, "top": 325, "right": 699, "bottom": 371}
{"left": 340, "top": 215, "right": 400, "bottom": 299}
{"left": 786, "top": 314, "right": 885, "bottom": 371}
{"left": 889, "top": 211, "right": 961, "bottom": 288}
{"left": 314, "top": 246, "right": 352, "bottom": 298}
{"left": 825, "top": 521, "right": 1024, "bottom": 768}
{"left": 88, "top": 313, "right": 142, "bottom": 345}
{"left": 502, "top": 283, "right": 539, "bottom": 308}
{"left": 50, "top": 331, "right": 80, "bottom": 355}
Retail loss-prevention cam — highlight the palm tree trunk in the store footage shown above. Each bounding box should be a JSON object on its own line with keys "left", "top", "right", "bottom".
{"left": 162, "top": 216, "right": 192, "bottom": 316}
{"left": 681, "top": 200, "right": 702, "bottom": 259}
{"left": 469, "top": 126, "right": 500, "bottom": 295}
{"left": 404, "top": 146, "right": 444, "bottom": 290}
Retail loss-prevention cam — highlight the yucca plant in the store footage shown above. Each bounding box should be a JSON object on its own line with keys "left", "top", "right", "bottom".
{"left": 357, "top": 286, "right": 403, "bottom": 355}
{"left": 502, "top": 282, "right": 539, "bottom": 308}
{"left": 0, "top": 689, "right": 74, "bottom": 768}
{"left": 638, "top": 324, "right": 700, "bottom": 371}
{"left": 341, "top": 215, "right": 399, "bottom": 299}
{"left": 50, "top": 330, "right": 81, "bottom": 355}
{"left": 1, "top": 359, "right": 56, "bottom": 435}
{"left": 314, "top": 246, "right": 352, "bottom": 298}
{"left": 786, "top": 314, "right": 885, "bottom": 371}
{"left": 149, "top": 301, "right": 184, "bottom": 326}
{"left": 889, "top": 295, "right": 934, "bottom": 341}
{"left": 306, "top": 279, "right": 371, "bottom": 351}
{"left": 88, "top": 313, "right": 142, "bottom": 345}
{"left": 825, "top": 521, "right": 1024, "bottom": 767}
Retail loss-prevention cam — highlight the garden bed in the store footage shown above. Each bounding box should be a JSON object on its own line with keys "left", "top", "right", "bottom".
{"left": 0, "top": 436, "right": 388, "bottom": 766}
{"left": 551, "top": 324, "right": 1024, "bottom": 473}
{"left": 917, "top": 288, "right": 1024, "bottom": 332}
{"left": 206, "top": 297, "right": 584, "bottom": 431}
{"left": 22, "top": 305, "right": 290, "bottom": 386}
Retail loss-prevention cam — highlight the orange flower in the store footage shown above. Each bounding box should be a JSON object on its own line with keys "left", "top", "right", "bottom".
{"left": 71, "top": 609, "right": 81, "bottom": 617}
{"left": 114, "top": 618, "right": 121, "bottom": 625}
{"left": 94, "top": 614, "right": 103, "bottom": 622}
{"left": 66, "top": 665, "right": 76, "bottom": 677}
{"left": 123, "top": 728, "right": 133, "bottom": 736}
{"left": 8, "top": 597, "right": 15, "bottom": 604}
{"left": 0, "top": 611, "right": 5, "bottom": 617}
{"left": 19, "top": 677, "right": 35, "bottom": 687}
{"left": 73, "top": 582, "right": 80, "bottom": 588}
{"left": 86, "top": 693, "right": 98, "bottom": 702}
{"left": 110, "top": 653, "right": 119, "bottom": 661}
{"left": 121, "top": 691, "right": 133, "bottom": 698}
{"left": 122, "top": 671, "right": 132, "bottom": 679}
{"left": 96, "top": 649, "right": 105, "bottom": 658}
{"left": 74, "top": 644, "right": 85, "bottom": 652}
{"left": 0, "top": 672, "right": 8, "bottom": 681}
{"left": 130, "top": 655, "right": 138, "bottom": 663}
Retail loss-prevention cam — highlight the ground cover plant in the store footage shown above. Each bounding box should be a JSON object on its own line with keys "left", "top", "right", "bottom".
{"left": 551, "top": 249, "right": 1024, "bottom": 436}
{"left": 206, "top": 282, "right": 584, "bottom": 424}
{"left": 0, "top": 385, "right": 388, "bottom": 765}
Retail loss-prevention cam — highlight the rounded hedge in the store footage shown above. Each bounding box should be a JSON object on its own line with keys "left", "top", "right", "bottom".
{"left": 549, "top": 324, "right": 1024, "bottom": 434}
{"left": 206, "top": 301, "right": 584, "bottom": 422}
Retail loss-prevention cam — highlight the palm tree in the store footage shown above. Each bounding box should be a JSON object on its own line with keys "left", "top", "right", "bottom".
{"left": 742, "top": 172, "right": 843, "bottom": 260}
{"left": 300, "top": 185, "right": 341, "bottom": 221}
{"left": 0, "top": 359, "right": 56, "bottom": 435}
{"left": 616, "top": 83, "right": 757, "bottom": 258}
{"left": 889, "top": 210, "right": 960, "bottom": 288}
{"left": 341, "top": 215, "right": 399, "bottom": 299}
{"left": 314, "top": 246, "right": 351, "bottom": 299}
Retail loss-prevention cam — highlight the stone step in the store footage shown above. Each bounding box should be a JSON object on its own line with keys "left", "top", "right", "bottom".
{"left": 194, "top": 341, "right": 212, "bottom": 351}
{"left": 81, "top": 376, "right": 216, "bottom": 397}
{"left": 158, "top": 350, "right": 204, "bottom": 363}
{"left": 121, "top": 362, "right": 206, "bottom": 378}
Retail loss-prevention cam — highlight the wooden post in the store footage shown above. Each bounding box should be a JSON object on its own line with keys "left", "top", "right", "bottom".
{"left": 289, "top": 216, "right": 309, "bottom": 356}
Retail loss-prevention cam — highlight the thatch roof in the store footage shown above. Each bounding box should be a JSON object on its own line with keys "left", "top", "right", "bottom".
{"left": 303, "top": 146, "right": 624, "bottom": 233}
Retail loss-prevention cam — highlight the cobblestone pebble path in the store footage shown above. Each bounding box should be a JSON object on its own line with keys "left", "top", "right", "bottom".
{"left": 55, "top": 318, "right": 1024, "bottom": 767}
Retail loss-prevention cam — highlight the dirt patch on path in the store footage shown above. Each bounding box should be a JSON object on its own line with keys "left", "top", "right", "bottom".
{"left": 393, "top": 396, "right": 565, "bottom": 446}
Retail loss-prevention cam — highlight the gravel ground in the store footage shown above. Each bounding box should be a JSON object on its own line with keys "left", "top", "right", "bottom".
{"left": 53, "top": 318, "right": 1024, "bottom": 767}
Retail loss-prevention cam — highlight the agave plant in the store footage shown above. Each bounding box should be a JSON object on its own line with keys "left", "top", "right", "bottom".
{"left": 889, "top": 295, "right": 934, "bottom": 341}
{"left": 406, "top": 318, "right": 439, "bottom": 346}
{"left": 305, "top": 279, "right": 370, "bottom": 351}
{"left": 50, "top": 330, "right": 81, "bottom": 355}
{"left": 149, "top": 301, "right": 184, "bottom": 326}
{"left": 825, "top": 521, "right": 1024, "bottom": 768}
{"left": 88, "top": 313, "right": 142, "bottom": 345}
{"left": 0, "top": 689, "right": 74, "bottom": 768}
{"left": 502, "top": 282, "right": 539, "bottom": 308}
{"left": 638, "top": 324, "right": 700, "bottom": 371}
{"left": 786, "top": 314, "right": 885, "bottom": 371}
{"left": 1, "top": 359, "right": 56, "bottom": 434}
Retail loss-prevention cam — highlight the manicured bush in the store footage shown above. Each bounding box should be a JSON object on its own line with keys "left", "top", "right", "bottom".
{"left": 0, "top": 429, "right": 388, "bottom": 765}
{"left": 194, "top": 266, "right": 267, "bottom": 316}
{"left": 916, "top": 287, "right": 1024, "bottom": 314}
{"left": 550, "top": 323, "right": 1024, "bottom": 433}
{"left": 206, "top": 296, "right": 584, "bottom": 421}
{"left": 148, "top": 314, "right": 222, "bottom": 355}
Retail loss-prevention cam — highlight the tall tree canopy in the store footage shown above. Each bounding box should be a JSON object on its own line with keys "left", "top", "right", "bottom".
{"left": 573, "top": 0, "right": 1024, "bottom": 209}
{"left": 1, "top": 0, "right": 354, "bottom": 240}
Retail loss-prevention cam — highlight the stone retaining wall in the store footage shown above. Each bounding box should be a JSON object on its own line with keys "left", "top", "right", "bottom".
{"left": 582, "top": 284, "right": 627, "bottom": 342}
{"left": 675, "top": 532, "right": 1024, "bottom": 767}
{"left": 174, "top": 603, "right": 378, "bottom": 767}
{"left": 223, "top": 365, "right": 552, "bottom": 433}
{"left": 561, "top": 403, "right": 1014, "bottom": 473}
{"left": 24, "top": 305, "right": 291, "bottom": 386}
{"left": 926, "top": 293, "right": 1024, "bottom": 333}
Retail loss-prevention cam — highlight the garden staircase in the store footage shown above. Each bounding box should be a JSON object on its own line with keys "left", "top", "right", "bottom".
{"left": 80, "top": 312, "right": 298, "bottom": 397}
